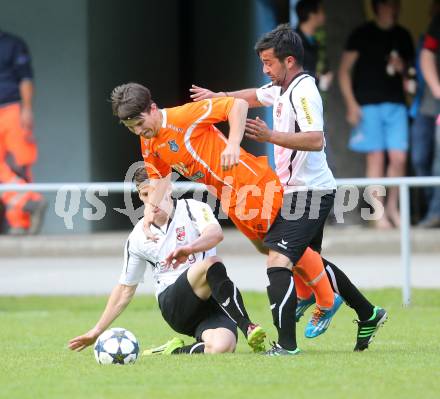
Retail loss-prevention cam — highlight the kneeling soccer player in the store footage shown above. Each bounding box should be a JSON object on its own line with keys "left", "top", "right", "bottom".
{"left": 68, "top": 168, "right": 266, "bottom": 355}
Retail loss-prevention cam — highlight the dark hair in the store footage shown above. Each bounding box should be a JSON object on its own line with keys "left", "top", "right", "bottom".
{"left": 111, "top": 83, "right": 152, "bottom": 120}
{"left": 296, "top": 0, "right": 323, "bottom": 23}
{"left": 255, "top": 24, "right": 304, "bottom": 65}
{"left": 371, "top": 0, "right": 399, "bottom": 15}
{"left": 133, "top": 166, "right": 150, "bottom": 189}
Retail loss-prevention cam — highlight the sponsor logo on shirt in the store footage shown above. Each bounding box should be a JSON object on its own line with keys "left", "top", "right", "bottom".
{"left": 202, "top": 207, "right": 211, "bottom": 222}
{"left": 276, "top": 102, "right": 283, "bottom": 118}
{"left": 166, "top": 124, "right": 184, "bottom": 133}
{"left": 300, "top": 97, "right": 313, "bottom": 125}
{"left": 176, "top": 226, "right": 186, "bottom": 241}
{"left": 168, "top": 140, "right": 179, "bottom": 152}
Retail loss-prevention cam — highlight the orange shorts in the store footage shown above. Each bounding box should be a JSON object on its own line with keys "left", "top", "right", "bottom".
{"left": 0, "top": 102, "right": 37, "bottom": 171}
{"left": 225, "top": 169, "right": 283, "bottom": 241}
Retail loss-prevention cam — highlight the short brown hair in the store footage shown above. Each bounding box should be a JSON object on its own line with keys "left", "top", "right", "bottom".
{"left": 111, "top": 83, "right": 152, "bottom": 120}
{"left": 132, "top": 166, "right": 150, "bottom": 189}
{"left": 255, "top": 24, "right": 304, "bottom": 65}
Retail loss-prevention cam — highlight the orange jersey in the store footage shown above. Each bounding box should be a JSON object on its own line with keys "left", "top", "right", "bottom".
{"left": 141, "top": 97, "right": 283, "bottom": 240}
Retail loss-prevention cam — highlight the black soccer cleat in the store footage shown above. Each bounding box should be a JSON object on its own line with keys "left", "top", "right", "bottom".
{"left": 354, "top": 306, "right": 388, "bottom": 352}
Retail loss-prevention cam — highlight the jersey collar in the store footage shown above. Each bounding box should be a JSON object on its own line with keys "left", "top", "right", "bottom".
{"left": 281, "top": 71, "right": 310, "bottom": 95}
{"left": 160, "top": 109, "right": 167, "bottom": 128}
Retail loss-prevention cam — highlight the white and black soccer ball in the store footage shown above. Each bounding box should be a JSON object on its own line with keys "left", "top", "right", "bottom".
{"left": 93, "top": 327, "right": 139, "bottom": 365}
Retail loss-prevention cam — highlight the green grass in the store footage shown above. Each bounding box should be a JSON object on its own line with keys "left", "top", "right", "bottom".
{"left": 1, "top": 289, "right": 440, "bottom": 399}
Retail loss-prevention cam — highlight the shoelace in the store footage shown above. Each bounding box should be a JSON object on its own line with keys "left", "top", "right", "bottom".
{"left": 266, "top": 342, "right": 280, "bottom": 355}
{"left": 310, "top": 308, "right": 326, "bottom": 326}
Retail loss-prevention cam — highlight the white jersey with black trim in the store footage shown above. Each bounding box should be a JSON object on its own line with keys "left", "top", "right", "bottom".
{"left": 256, "top": 73, "right": 336, "bottom": 193}
{"left": 119, "top": 199, "right": 218, "bottom": 298}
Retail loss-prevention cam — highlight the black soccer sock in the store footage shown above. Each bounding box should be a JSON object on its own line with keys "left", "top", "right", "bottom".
{"left": 266, "top": 267, "right": 297, "bottom": 351}
{"left": 206, "top": 262, "right": 252, "bottom": 337}
{"left": 172, "top": 342, "right": 205, "bottom": 354}
{"left": 322, "top": 258, "right": 375, "bottom": 321}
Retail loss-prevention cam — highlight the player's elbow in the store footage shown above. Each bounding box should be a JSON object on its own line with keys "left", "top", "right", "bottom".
{"left": 209, "top": 225, "right": 224, "bottom": 244}
{"left": 310, "top": 132, "right": 324, "bottom": 151}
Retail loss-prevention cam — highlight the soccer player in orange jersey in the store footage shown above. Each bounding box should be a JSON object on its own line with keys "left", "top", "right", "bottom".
{"left": 111, "top": 82, "right": 340, "bottom": 355}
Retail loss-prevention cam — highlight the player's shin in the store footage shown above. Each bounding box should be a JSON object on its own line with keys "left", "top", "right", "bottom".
{"left": 323, "top": 258, "right": 374, "bottom": 321}
{"left": 206, "top": 262, "right": 251, "bottom": 336}
{"left": 293, "top": 273, "right": 313, "bottom": 300}
{"left": 296, "top": 248, "right": 334, "bottom": 309}
{"left": 266, "top": 267, "right": 297, "bottom": 351}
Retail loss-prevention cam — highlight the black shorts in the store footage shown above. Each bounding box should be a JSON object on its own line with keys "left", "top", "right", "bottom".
{"left": 264, "top": 190, "right": 335, "bottom": 266}
{"left": 158, "top": 269, "right": 237, "bottom": 341}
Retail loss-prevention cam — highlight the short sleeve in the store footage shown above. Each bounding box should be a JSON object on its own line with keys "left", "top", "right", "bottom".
{"left": 256, "top": 83, "right": 278, "bottom": 106}
{"left": 186, "top": 199, "right": 220, "bottom": 233}
{"left": 291, "top": 79, "right": 323, "bottom": 132}
{"left": 424, "top": 15, "right": 440, "bottom": 52}
{"left": 119, "top": 238, "right": 147, "bottom": 286}
{"left": 345, "top": 27, "right": 362, "bottom": 52}
{"left": 141, "top": 138, "right": 171, "bottom": 179}
{"left": 398, "top": 28, "right": 415, "bottom": 62}
{"left": 13, "top": 38, "right": 33, "bottom": 81}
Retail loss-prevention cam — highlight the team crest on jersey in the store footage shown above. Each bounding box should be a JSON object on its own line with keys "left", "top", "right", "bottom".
{"left": 276, "top": 102, "right": 283, "bottom": 118}
{"left": 168, "top": 140, "right": 179, "bottom": 152}
{"left": 176, "top": 226, "right": 186, "bottom": 241}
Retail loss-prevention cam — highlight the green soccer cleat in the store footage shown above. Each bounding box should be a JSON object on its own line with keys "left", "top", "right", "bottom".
{"left": 354, "top": 307, "right": 388, "bottom": 352}
{"left": 142, "top": 337, "right": 184, "bottom": 356}
{"left": 246, "top": 323, "right": 266, "bottom": 353}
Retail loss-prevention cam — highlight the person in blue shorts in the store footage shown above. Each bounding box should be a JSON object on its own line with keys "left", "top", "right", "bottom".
{"left": 339, "top": 0, "right": 414, "bottom": 229}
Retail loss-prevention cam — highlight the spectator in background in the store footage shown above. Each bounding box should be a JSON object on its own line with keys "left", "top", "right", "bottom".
{"left": 419, "top": 10, "right": 440, "bottom": 227}
{"left": 339, "top": 0, "right": 414, "bottom": 229}
{"left": 295, "top": 0, "right": 336, "bottom": 173}
{"left": 295, "top": 0, "right": 333, "bottom": 91}
{"left": 0, "top": 29, "right": 46, "bottom": 234}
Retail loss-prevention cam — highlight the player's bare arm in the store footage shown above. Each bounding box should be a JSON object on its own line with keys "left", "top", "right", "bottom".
{"left": 245, "top": 116, "right": 323, "bottom": 151}
{"left": 221, "top": 98, "right": 248, "bottom": 171}
{"left": 165, "top": 223, "right": 224, "bottom": 268}
{"left": 190, "top": 84, "right": 263, "bottom": 108}
{"left": 68, "top": 284, "right": 137, "bottom": 351}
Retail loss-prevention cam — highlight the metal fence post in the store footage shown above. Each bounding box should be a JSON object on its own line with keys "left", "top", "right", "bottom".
{"left": 399, "top": 184, "right": 411, "bottom": 306}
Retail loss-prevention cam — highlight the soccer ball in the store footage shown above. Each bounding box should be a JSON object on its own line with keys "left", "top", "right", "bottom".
{"left": 93, "top": 327, "right": 139, "bottom": 365}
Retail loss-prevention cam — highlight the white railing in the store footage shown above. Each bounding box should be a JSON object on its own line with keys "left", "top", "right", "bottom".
{"left": 2, "top": 176, "right": 440, "bottom": 306}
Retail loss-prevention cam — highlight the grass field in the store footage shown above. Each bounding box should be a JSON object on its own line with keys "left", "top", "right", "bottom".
{"left": 2, "top": 289, "right": 440, "bottom": 399}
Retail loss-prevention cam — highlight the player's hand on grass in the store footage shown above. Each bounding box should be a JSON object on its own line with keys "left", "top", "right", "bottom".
{"left": 221, "top": 143, "right": 240, "bottom": 171}
{"left": 245, "top": 117, "right": 272, "bottom": 143}
{"left": 165, "top": 245, "right": 193, "bottom": 268}
{"left": 68, "top": 329, "right": 99, "bottom": 352}
{"left": 189, "top": 84, "right": 219, "bottom": 101}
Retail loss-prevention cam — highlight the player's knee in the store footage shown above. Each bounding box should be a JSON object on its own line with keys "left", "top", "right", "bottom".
{"left": 206, "top": 339, "right": 235, "bottom": 354}
{"left": 205, "top": 256, "right": 223, "bottom": 269}
{"left": 203, "top": 329, "right": 236, "bottom": 354}
{"left": 267, "top": 250, "right": 291, "bottom": 269}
